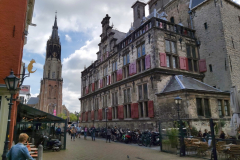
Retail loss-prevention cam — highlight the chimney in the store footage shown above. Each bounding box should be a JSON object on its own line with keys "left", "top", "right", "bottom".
{"left": 131, "top": 1, "right": 147, "bottom": 29}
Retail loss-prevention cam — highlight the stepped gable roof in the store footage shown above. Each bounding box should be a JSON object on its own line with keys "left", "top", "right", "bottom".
{"left": 160, "top": 75, "right": 223, "bottom": 94}
{"left": 27, "top": 97, "right": 39, "bottom": 105}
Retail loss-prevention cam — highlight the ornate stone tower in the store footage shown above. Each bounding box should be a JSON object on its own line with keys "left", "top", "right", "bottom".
{"left": 39, "top": 15, "right": 63, "bottom": 115}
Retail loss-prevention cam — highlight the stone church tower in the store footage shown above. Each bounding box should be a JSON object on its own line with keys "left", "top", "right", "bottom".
{"left": 39, "top": 16, "right": 63, "bottom": 115}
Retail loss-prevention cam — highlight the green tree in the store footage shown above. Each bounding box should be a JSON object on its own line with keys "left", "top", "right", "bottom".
{"left": 57, "top": 113, "right": 67, "bottom": 119}
{"left": 69, "top": 113, "right": 77, "bottom": 122}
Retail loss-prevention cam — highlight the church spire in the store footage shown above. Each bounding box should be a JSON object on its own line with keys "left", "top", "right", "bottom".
{"left": 51, "top": 12, "right": 59, "bottom": 40}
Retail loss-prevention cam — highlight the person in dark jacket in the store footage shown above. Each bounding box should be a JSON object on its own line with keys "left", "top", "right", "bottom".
{"left": 107, "top": 127, "right": 111, "bottom": 143}
{"left": 220, "top": 131, "right": 225, "bottom": 139}
{"left": 90, "top": 125, "right": 96, "bottom": 141}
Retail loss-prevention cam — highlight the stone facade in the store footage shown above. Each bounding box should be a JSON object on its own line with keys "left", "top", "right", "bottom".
{"left": 39, "top": 17, "right": 64, "bottom": 116}
{"left": 157, "top": 91, "right": 230, "bottom": 132}
{"left": 79, "top": 1, "right": 212, "bottom": 130}
{"left": 148, "top": 0, "right": 240, "bottom": 92}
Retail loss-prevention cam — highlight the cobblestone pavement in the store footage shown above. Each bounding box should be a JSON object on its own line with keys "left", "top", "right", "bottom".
{"left": 43, "top": 135, "right": 201, "bottom": 160}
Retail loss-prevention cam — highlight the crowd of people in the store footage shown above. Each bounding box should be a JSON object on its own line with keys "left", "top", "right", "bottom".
{"left": 67, "top": 125, "right": 115, "bottom": 143}
{"left": 197, "top": 129, "right": 226, "bottom": 146}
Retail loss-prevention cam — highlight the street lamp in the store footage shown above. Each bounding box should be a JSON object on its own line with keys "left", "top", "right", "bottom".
{"left": 105, "top": 108, "right": 109, "bottom": 143}
{"left": 75, "top": 111, "right": 79, "bottom": 126}
{"left": 174, "top": 95, "right": 182, "bottom": 120}
{"left": 174, "top": 95, "right": 184, "bottom": 156}
{"left": 2, "top": 70, "right": 19, "bottom": 160}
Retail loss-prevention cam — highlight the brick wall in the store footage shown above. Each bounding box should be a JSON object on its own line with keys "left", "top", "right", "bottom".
{"left": 0, "top": 0, "right": 28, "bottom": 148}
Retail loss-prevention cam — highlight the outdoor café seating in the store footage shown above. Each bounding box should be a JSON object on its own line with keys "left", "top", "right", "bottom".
{"left": 227, "top": 145, "right": 240, "bottom": 160}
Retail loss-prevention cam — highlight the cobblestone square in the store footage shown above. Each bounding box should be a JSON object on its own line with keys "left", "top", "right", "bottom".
{"left": 44, "top": 135, "right": 201, "bottom": 160}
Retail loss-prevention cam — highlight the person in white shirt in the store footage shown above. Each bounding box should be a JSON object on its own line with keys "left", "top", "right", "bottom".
{"left": 76, "top": 125, "right": 81, "bottom": 138}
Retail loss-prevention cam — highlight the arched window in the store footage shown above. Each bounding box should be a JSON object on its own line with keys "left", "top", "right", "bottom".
{"left": 170, "top": 17, "right": 175, "bottom": 24}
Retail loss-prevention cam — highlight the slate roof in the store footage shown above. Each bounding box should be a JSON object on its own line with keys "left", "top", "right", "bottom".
{"left": 190, "top": 0, "right": 207, "bottom": 9}
{"left": 27, "top": 97, "right": 39, "bottom": 105}
{"left": 161, "top": 75, "right": 223, "bottom": 94}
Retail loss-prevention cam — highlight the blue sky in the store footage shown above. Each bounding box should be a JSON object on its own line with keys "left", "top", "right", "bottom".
{"left": 22, "top": 0, "right": 240, "bottom": 113}
{"left": 22, "top": 0, "right": 140, "bottom": 112}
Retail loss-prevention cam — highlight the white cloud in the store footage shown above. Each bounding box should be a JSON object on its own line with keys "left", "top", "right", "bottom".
{"left": 65, "top": 34, "right": 72, "bottom": 42}
{"left": 24, "top": 0, "right": 141, "bottom": 55}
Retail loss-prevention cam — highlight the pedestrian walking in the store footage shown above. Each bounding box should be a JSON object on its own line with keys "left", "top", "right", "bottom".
{"left": 71, "top": 127, "right": 76, "bottom": 141}
{"left": 56, "top": 126, "right": 61, "bottom": 140}
{"left": 84, "top": 125, "right": 88, "bottom": 140}
{"left": 107, "top": 126, "right": 111, "bottom": 143}
{"left": 7, "top": 133, "right": 34, "bottom": 160}
{"left": 76, "top": 125, "right": 81, "bottom": 138}
{"left": 90, "top": 125, "right": 96, "bottom": 141}
{"left": 67, "top": 125, "right": 71, "bottom": 135}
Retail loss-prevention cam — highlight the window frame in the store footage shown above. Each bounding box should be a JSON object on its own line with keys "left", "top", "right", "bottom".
{"left": 165, "top": 39, "right": 179, "bottom": 69}
{"left": 186, "top": 44, "right": 199, "bottom": 72}
{"left": 224, "top": 100, "right": 230, "bottom": 116}
{"left": 123, "top": 53, "right": 130, "bottom": 79}
{"left": 137, "top": 43, "right": 146, "bottom": 73}
{"left": 111, "top": 61, "right": 117, "bottom": 84}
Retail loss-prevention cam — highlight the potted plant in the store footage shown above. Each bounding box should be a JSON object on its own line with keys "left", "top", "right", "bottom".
{"left": 167, "top": 128, "right": 179, "bottom": 148}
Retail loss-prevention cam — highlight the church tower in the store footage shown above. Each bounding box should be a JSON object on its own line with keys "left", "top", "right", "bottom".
{"left": 39, "top": 15, "right": 63, "bottom": 115}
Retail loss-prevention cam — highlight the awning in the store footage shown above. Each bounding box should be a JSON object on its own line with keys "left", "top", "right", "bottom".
{"left": 17, "top": 104, "right": 66, "bottom": 123}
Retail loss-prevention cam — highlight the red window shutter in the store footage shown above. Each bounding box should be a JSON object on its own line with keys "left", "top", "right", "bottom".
{"left": 91, "top": 110, "right": 94, "bottom": 120}
{"left": 129, "top": 63, "right": 132, "bottom": 76}
{"left": 108, "top": 107, "right": 112, "bottom": 120}
{"left": 98, "top": 109, "right": 102, "bottom": 120}
{"left": 86, "top": 86, "right": 88, "bottom": 94}
{"left": 134, "top": 103, "right": 139, "bottom": 119}
{"left": 199, "top": 59, "right": 207, "bottom": 72}
{"left": 100, "top": 79, "right": 103, "bottom": 88}
{"left": 119, "top": 69, "right": 123, "bottom": 81}
{"left": 117, "top": 70, "right": 119, "bottom": 81}
{"left": 148, "top": 101, "right": 154, "bottom": 118}
{"left": 81, "top": 113, "right": 83, "bottom": 122}
{"left": 109, "top": 75, "right": 111, "bottom": 85}
{"left": 160, "top": 53, "right": 167, "bottom": 67}
{"left": 118, "top": 105, "right": 124, "bottom": 119}
{"left": 85, "top": 112, "right": 88, "bottom": 122}
{"left": 92, "top": 83, "right": 95, "bottom": 92}
{"left": 131, "top": 61, "right": 137, "bottom": 75}
{"left": 131, "top": 103, "right": 139, "bottom": 119}
{"left": 179, "top": 57, "right": 187, "bottom": 70}
{"left": 145, "top": 54, "right": 151, "bottom": 69}
{"left": 134, "top": 61, "right": 137, "bottom": 74}
{"left": 131, "top": 103, "right": 135, "bottom": 118}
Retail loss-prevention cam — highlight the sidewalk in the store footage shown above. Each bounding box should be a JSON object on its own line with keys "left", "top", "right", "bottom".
{"left": 43, "top": 135, "right": 201, "bottom": 160}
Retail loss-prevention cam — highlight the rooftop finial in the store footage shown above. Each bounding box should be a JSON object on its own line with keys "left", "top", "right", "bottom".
{"left": 55, "top": 10, "right": 57, "bottom": 18}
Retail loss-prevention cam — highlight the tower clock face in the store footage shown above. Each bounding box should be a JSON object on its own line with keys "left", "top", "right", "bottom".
{"left": 53, "top": 52, "right": 57, "bottom": 58}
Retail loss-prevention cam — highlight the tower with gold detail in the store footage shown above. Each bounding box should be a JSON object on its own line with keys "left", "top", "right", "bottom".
{"left": 39, "top": 15, "right": 63, "bottom": 115}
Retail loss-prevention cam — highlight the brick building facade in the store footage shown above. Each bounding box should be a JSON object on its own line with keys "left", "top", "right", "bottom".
{"left": 0, "top": 0, "right": 35, "bottom": 153}
{"left": 79, "top": 1, "right": 233, "bottom": 131}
